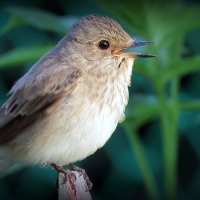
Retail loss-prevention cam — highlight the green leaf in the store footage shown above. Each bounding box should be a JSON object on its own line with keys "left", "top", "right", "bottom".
{"left": 180, "top": 101, "right": 200, "bottom": 111}
{"left": 0, "top": 44, "right": 53, "bottom": 68}
{"left": 163, "top": 57, "right": 200, "bottom": 83}
{"left": 6, "top": 7, "right": 77, "bottom": 34}
{"left": 125, "top": 96, "right": 159, "bottom": 128}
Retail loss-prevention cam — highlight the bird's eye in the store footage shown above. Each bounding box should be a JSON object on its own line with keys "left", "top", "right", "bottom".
{"left": 98, "top": 40, "right": 110, "bottom": 50}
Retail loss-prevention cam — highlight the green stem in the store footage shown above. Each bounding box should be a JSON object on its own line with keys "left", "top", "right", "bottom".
{"left": 124, "top": 123, "right": 159, "bottom": 200}
{"left": 156, "top": 78, "right": 179, "bottom": 200}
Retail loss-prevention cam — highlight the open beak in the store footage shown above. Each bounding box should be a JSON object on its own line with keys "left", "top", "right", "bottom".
{"left": 127, "top": 41, "right": 156, "bottom": 58}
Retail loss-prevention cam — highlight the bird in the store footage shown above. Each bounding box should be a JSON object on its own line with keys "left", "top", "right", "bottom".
{"left": 0, "top": 15, "right": 155, "bottom": 182}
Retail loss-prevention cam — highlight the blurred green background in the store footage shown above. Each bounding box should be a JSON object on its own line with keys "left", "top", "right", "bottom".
{"left": 0, "top": 0, "right": 200, "bottom": 199}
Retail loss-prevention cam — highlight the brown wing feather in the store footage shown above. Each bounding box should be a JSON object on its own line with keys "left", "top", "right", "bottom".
{"left": 0, "top": 51, "right": 81, "bottom": 144}
{"left": 0, "top": 110, "right": 43, "bottom": 145}
{"left": 0, "top": 94, "right": 66, "bottom": 145}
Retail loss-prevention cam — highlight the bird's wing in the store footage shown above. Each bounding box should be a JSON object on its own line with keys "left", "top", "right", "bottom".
{"left": 0, "top": 53, "right": 81, "bottom": 144}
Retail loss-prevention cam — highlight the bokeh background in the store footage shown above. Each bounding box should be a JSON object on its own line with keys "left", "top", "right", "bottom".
{"left": 0, "top": 0, "right": 200, "bottom": 199}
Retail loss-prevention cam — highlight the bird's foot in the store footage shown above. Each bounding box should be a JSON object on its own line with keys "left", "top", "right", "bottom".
{"left": 68, "top": 163, "right": 93, "bottom": 191}
{"left": 51, "top": 162, "right": 76, "bottom": 192}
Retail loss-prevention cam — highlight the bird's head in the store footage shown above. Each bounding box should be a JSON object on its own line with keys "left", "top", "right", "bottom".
{"left": 68, "top": 15, "right": 155, "bottom": 69}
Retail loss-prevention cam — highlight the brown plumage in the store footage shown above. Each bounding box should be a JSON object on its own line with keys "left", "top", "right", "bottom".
{"left": 0, "top": 15, "right": 154, "bottom": 170}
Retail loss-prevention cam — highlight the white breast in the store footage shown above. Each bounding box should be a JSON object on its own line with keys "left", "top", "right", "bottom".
{"left": 11, "top": 58, "right": 134, "bottom": 166}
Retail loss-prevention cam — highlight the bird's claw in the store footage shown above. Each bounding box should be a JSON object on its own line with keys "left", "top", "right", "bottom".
{"left": 51, "top": 162, "right": 77, "bottom": 193}
{"left": 68, "top": 163, "right": 93, "bottom": 191}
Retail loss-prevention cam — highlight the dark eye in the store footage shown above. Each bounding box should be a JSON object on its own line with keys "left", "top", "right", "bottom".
{"left": 98, "top": 40, "right": 110, "bottom": 50}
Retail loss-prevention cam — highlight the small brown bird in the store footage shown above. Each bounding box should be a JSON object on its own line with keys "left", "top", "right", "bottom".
{"left": 0, "top": 15, "right": 155, "bottom": 173}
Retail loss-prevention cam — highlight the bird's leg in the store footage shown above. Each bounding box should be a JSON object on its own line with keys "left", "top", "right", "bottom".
{"left": 51, "top": 162, "right": 76, "bottom": 192}
{"left": 68, "top": 163, "right": 93, "bottom": 191}
{"left": 51, "top": 163, "right": 68, "bottom": 174}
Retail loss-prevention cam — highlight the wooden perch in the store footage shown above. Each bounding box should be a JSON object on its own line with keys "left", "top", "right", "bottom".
{"left": 57, "top": 171, "right": 92, "bottom": 200}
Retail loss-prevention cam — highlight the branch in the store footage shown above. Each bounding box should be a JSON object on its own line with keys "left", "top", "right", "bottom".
{"left": 57, "top": 171, "right": 92, "bottom": 200}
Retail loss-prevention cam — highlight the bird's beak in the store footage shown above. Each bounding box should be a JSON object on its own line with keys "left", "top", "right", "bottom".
{"left": 126, "top": 41, "right": 156, "bottom": 58}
